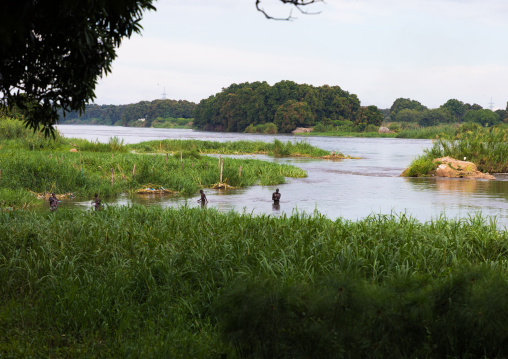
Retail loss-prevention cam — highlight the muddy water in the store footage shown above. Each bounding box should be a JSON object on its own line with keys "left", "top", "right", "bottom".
{"left": 56, "top": 125, "right": 508, "bottom": 228}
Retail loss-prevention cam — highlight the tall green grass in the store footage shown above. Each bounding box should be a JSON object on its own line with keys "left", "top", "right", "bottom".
{"left": 0, "top": 207, "right": 507, "bottom": 357}
{"left": 396, "top": 123, "right": 458, "bottom": 139}
{"left": 130, "top": 139, "right": 330, "bottom": 158}
{"left": 0, "top": 150, "right": 306, "bottom": 200}
{"left": 406, "top": 126, "right": 508, "bottom": 175}
{"left": 0, "top": 116, "right": 67, "bottom": 150}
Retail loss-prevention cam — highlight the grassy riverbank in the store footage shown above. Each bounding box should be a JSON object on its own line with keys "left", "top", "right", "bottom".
{"left": 1, "top": 117, "right": 319, "bottom": 208}
{"left": 0, "top": 149, "right": 306, "bottom": 208}
{"left": 404, "top": 126, "right": 508, "bottom": 176}
{"left": 1, "top": 206, "right": 507, "bottom": 358}
{"left": 129, "top": 138, "right": 338, "bottom": 158}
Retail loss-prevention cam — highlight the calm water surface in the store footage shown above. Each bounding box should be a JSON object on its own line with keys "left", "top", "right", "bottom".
{"left": 56, "top": 125, "right": 508, "bottom": 228}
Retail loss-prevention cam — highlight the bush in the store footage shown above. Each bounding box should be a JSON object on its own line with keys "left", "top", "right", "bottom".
{"left": 388, "top": 123, "right": 401, "bottom": 133}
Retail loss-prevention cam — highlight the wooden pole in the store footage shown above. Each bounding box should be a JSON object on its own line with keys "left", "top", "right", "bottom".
{"left": 239, "top": 166, "right": 242, "bottom": 179}
{"left": 220, "top": 158, "right": 223, "bottom": 184}
{"left": 132, "top": 164, "right": 136, "bottom": 178}
{"left": 111, "top": 168, "right": 114, "bottom": 186}
{"left": 180, "top": 151, "right": 183, "bottom": 170}
{"left": 166, "top": 153, "right": 168, "bottom": 164}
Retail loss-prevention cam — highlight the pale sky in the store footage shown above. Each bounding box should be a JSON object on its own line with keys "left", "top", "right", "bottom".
{"left": 93, "top": 0, "right": 508, "bottom": 110}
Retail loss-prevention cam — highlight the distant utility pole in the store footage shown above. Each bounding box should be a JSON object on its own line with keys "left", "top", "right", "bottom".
{"left": 161, "top": 87, "right": 167, "bottom": 100}
{"left": 488, "top": 97, "right": 494, "bottom": 110}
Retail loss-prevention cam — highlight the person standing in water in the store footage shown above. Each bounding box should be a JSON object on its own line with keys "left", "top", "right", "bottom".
{"left": 197, "top": 189, "right": 208, "bottom": 205}
{"left": 92, "top": 193, "right": 101, "bottom": 211}
{"left": 272, "top": 188, "right": 281, "bottom": 204}
{"left": 49, "top": 193, "right": 59, "bottom": 211}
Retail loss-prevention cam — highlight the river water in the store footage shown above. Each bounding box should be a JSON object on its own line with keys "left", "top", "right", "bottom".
{"left": 56, "top": 125, "right": 508, "bottom": 228}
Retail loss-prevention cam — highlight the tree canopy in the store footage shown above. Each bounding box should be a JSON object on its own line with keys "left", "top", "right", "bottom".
{"left": 0, "top": 0, "right": 324, "bottom": 136}
{"left": 60, "top": 99, "right": 196, "bottom": 127}
{"left": 0, "top": 0, "right": 157, "bottom": 136}
{"left": 193, "top": 81, "right": 373, "bottom": 133}
{"left": 389, "top": 98, "right": 427, "bottom": 118}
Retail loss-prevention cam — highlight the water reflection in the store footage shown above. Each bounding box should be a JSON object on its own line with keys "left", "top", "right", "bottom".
{"left": 272, "top": 203, "right": 281, "bottom": 214}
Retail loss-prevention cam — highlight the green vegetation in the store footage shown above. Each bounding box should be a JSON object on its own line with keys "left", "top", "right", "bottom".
{"left": 0, "top": 0, "right": 156, "bottom": 135}
{"left": 59, "top": 99, "right": 196, "bottom": 127}
{"left": 193, "top": 81, "right": 382, "bottom": 133}
{"left": 150, "top": 117, "right": 193, "bottom": 128}
{"left": 244, "top": 122, "right": 278, "bottom": 134}
{"left": 0, "top": 117, "right": 311, "bottom": 209}
{"left": 1, "top": 207, "right": 507, "bottom": 357}
{"left": 404, "top": 125, "right": 508, "bottom": 176}
{"left": 0, "top": 149, "right": 306, "bottom": 205}
{"left": 395, "top": 123, "right": 458, "bottom": 139}
{"left": 130, "top": 138, "right": 332, "bottom": 158}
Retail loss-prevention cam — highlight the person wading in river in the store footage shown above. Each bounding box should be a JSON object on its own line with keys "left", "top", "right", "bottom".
{"left": 197, "top": 189, "right": 208, "bottom": 205}
{"left": 92, "top": 193, "right": 101, "bottom": 211}
{"left": 272, "top": 188, "right": 281, "bottom": 204}
{"left": 49, "top": 193, "right": 59, "bottom": 211}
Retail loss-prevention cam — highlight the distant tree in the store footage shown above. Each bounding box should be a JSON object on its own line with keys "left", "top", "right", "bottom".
{"left": 464, "top": 109, "right": 500, "bottom": 127}
{"left": 355, "top": 105, "right": 383, "bottom": 128}
{"left": 419, "top": 108, "right": 453, "bottom": 127}
{"left": 464, "top": 103, "right": 483, "bottom": 111}
{"left": 494, "top": 109, "right": 506, "bottom": 123}
{"left": 390, "top": 98, "right": 427, "bottom": 118}
{"left": 274, "top": 100, "right": 314, "bottom": 133}
{"left": 394, "top": 109, "right": 422, "bottom": 123}
{"left": 193, "top": 81, "right": 360, "bottom": 132}
{"left": 441, "top": 99, "right": 466, "bottom": 122}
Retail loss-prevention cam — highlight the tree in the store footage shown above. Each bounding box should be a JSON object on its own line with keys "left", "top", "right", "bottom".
{"left": 2, "top": 1, "right": 320, "bottom": 136}
{"left": 464, "top": 109, "right": 500, "bottom": 127}
{"left": 440, "top": 99, "right": 466, "bottom": 122}
{"left": 355, "top": 105, "right": 383, "bottom": 129}
{"left": 0, "top": 0, "right": 156, "bottom": 136}
{"left": 389, "top": 98, "right": 427, "bottom": 118}
{"left": 274, "top": 100, "right": 314, "bottom": 133}
{"left": 394, "top": 109, "right": 422, "bottom": 123}
{"left": 418, "top": 108, "right": 453, "bottom": 127}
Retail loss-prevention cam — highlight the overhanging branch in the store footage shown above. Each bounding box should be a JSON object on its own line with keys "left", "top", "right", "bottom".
{"left": 255, "top": 0, "right": 323, "bottom": 20}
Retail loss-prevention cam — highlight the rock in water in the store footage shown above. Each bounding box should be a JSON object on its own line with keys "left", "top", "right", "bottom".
{"left": 433, "top": 156, "right": 495, "bottom": 180}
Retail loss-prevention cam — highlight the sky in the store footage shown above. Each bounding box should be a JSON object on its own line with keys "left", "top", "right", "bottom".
{"left": 93, "top": 0, "right": 508, "bottom": 110}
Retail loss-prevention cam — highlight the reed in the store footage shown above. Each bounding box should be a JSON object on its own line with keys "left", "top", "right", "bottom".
{"left": 395, "top": 123, "right": 457, "bottom": 139}
{"left": 406, "top": 126, "right": 508, "bottom": 175}
{"left": 0, "top": 150, "right": 306, "bottom": 205}
{"left": 129, "top": 139, "right": 330, "bottom": 158}
{"left": 0, "top": 207, "right": 506, "bottom": 357}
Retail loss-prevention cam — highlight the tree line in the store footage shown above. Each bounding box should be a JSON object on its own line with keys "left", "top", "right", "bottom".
{"left": 193, "top": 81, "right": 383, "bottom": 133}
{"left": 389, "top": 98, "right": 508, "bottom": 127}
{"left": 59, "top": 99, "right": 196, "bottom": 127}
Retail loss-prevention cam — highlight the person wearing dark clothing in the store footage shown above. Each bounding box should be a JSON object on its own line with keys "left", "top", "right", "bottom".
{"left": 197, "top": 189, "right": 208, "bottom": 205}
{"left": 272, "top": 188, "right": 281, "bottom": 204}
{"left": 92, "top": 193, "right": 101, "bottom": 211}
{"left": 49, "top": 193, "right": 59, "bottom": 211}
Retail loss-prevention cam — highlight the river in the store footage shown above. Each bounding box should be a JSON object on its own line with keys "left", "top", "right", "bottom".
{"left": 56, "top": 125, "right": 508, "bottom": 228}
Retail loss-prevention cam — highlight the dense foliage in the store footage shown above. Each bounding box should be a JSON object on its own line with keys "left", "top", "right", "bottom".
{"left": 0, "top": 0, "right": 156, "bottom": 135}
{"left": 0, "top": 117, "right": 319, "bottom": 208}
{"left": 59, "top": 99, "right": 196, "bottom": 127}
{"left": 1, "top": 207, "right": 507, "bottom": 357}
{"left": 404, "top": 124, "right": 508, "bottom": 176}
{"left": 193, "top": 81, "right": 383, "bottom": 133}
{"left": 388, "top": 97, "right": 507, "bottom": 128}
